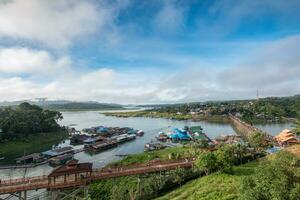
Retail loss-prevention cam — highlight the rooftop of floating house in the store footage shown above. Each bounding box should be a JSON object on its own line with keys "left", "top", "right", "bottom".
{"left": 170, "top": 128, "right": 191, "bottom": 140}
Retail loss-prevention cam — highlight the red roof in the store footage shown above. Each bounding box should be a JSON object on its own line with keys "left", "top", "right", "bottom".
{"left": 48, "top": 160, "right": 92, "bottom": 177}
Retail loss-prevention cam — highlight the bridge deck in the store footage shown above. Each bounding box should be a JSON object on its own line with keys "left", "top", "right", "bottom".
{"left": 0, "top": 159, "right": 194, "bottom": 194}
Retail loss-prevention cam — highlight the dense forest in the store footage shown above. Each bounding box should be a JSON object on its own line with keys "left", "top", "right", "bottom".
{"left": 0, "top": 103, "right": 63, "bottom": 142}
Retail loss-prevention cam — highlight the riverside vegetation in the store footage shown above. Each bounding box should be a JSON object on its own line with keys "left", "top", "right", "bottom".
{"left": 88, "top": 144, "right": 260, "bottom": 200}
{"left": 105, "top": 95, "right": 300, "bottom": 124}
{"left": 0, "top": 103, "right": 67, "bottom": 164}
{"left": 87, "top": 143, "right": 300, "bottom": 200}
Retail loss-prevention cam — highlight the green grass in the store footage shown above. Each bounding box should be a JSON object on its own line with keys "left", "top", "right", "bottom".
{"left": 0, "top": 131, "right": 68, "bottom": 164}
{"left": 108, "top": 147, "right": 191, "bottom": 167}
{"left": 156, "top": 161, "right": 259, "bottom": 200}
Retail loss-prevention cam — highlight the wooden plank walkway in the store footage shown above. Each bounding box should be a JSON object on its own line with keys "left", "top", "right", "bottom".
{"left": 0, "top": 159, "right": 194, "bottom": 195}
{"left": 229, "top": 114, "right": 274, "bottom": 140}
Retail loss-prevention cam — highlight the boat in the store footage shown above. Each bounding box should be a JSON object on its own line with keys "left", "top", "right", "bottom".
{"left": 144, "top": 142, "right": 167, "bottom": 151}
{"left": 156, "top": 132, "right": 169, "bottom": 142}
{"left": 136, "top": 130, "right": 144, "bottom": 136}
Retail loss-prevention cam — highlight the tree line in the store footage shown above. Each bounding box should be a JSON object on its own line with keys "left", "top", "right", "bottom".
{"left": 0, "top": 103, "right": 63, "bottom": 142}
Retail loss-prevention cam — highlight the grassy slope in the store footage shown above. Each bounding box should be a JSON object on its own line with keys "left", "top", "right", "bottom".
{"left": 156, "top": 161, "right": 258, "bottom": 200}
{"left": 156, "top": 145, "right": 300, "bottom": 200}
{"left": 0, "top": 131, "right": 68, "bottom": 164}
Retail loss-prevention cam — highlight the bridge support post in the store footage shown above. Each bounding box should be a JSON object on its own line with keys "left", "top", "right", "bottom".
{"left": 83, "top": 185, "right": 89, "bottom": 199}
{"left": 18, "top": 192, "right": 22, "bottom": 200}
{"left": 50, "top": 190, "right": 57, "bottom": 200}
{"left": 23, "top": 191, "right": 27, "bottom": 200}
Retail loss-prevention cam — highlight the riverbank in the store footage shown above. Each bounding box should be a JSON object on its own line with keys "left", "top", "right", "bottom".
{"left": 103, "top": 111, "right": 230, "bottom": 124}
{"left": 0, "top": 131, "right": 68, "bottom": 165}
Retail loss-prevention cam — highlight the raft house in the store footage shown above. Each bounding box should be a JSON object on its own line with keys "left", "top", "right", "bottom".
{"left": 16, "top": 153, "right": 44, "bottom": 164}
{"left": 42, "top": 146, "right": 74, "bottom": 159}
{"left": 156, "top": 126, "right": 211, "bottom": 143}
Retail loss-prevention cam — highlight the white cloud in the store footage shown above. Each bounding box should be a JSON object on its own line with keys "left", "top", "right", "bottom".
{"left": 0, "top": 0, "right": 112, "bottom": 48}
{"left": 0, "top": 47, "right": 70, "bottom": 74}
{"left": 154, "top": 1, "right": 184, "bottom": 33}
{"left": 0, "top": 34, "right": 299, "bottom": 104}
{"left": 220, "top": 35, "right": 300, "bottom": 90}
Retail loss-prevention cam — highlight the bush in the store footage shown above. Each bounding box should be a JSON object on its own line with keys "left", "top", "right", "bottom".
{"left": 240, "top": 151, "right": 300, "bottom": 200}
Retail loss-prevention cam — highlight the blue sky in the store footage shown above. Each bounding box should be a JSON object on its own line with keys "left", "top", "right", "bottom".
{"left": 0, "top": 0, "right": 299, "bottom": 104}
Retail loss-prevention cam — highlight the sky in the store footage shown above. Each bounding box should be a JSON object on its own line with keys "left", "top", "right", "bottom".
{"left": 0, "top": 0, "right": 299, "bottom": 104}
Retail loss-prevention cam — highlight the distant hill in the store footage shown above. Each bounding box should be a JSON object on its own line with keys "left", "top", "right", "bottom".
{"left": 45, "top": 102, "right": 124, "bottom": 111}
{"left": 0, "top": 100, "right": 124, "bottom": 111}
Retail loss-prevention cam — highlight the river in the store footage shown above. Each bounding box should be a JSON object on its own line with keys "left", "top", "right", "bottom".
{"left": 0, "top": 110, "right": 292, "bottom": 180}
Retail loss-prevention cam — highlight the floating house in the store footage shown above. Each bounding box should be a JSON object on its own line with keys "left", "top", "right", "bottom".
{"left": 169, "top": 128, "right": 191, "bottom": 141}
{"left": 42, "top": 146, "right": 74, "bottom": 158}
{"left": 83, "top": 136, "right": 106, "bottom": 145}
{"left": 70, "top": 134, "right": 90, "bottom": 145}
{"left": 49, "top": 153, "right": 74, "bottom": 167}
{"left": 85, "top": 140, "right": 118, "bottom": 153}
{"left": 111, "top": 134, "right": 136, "bottom": 143}
{"left": 16, "top": 153, "right": 44, "bottom": 164}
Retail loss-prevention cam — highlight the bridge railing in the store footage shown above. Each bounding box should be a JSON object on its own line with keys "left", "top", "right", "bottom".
{"left": 0, "top": 175, "right": 47, "bottom": 186}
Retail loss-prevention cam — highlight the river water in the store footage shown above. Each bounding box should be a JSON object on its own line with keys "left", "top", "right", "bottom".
{"left": 0, "top": 110, "right": 292, "bottom": 180}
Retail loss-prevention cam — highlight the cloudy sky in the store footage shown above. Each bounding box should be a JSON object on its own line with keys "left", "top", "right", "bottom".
{"left": 0, "top": 0, "right": 299, "bottom": 104}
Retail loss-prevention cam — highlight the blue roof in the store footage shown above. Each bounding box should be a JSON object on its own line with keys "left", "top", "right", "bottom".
{"left": 170, "top": 129, "right": 191, "bottom": 140}
{"left": 42, "top": 150, "right": 58, "bottom": 157}
{"left": 98, "top": 127, "right": 108, "bottom": 132}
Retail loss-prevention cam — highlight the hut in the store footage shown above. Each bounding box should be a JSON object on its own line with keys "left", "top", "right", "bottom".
{"left": 48, "top": 159, "right": 93, "bottom": 185}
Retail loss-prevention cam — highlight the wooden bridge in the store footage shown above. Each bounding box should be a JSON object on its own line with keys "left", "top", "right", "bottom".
{"left": 0, "top": 158, "right": 194, "bottom": 199}
{"left": 229, "top": 114, "right": 274, "bottom": 141}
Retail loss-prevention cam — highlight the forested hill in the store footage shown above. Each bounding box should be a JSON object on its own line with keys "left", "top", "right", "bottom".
{"left": 147, "top": 94, "right": 300, "bottom": 123}
{"left": 0, "top": 103, "right": 63, "bottom": 142}
{"left": 45, "top": 102, "right": 124, "bottom": 111}
{"left": 0, "top": 101, "right": 125, "bottom": 111}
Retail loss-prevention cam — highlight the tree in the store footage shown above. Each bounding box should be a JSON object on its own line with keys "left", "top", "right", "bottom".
{"left": 240, "top": 151, "right": 300, "bottom": 200}
{"left": 195, "top": 151, "right": 217, "bottom": 175}
{"left": 248, "top": 131, "right": 268, "bottom": 151}
{"left": 292, "top": 119, "right": 300, "bottom": 135}
{"left": 214, "top": 145, "right": 236, "bottom": 173}
{"left": 0, "top": 103, "right": 63, "bottom": 142}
